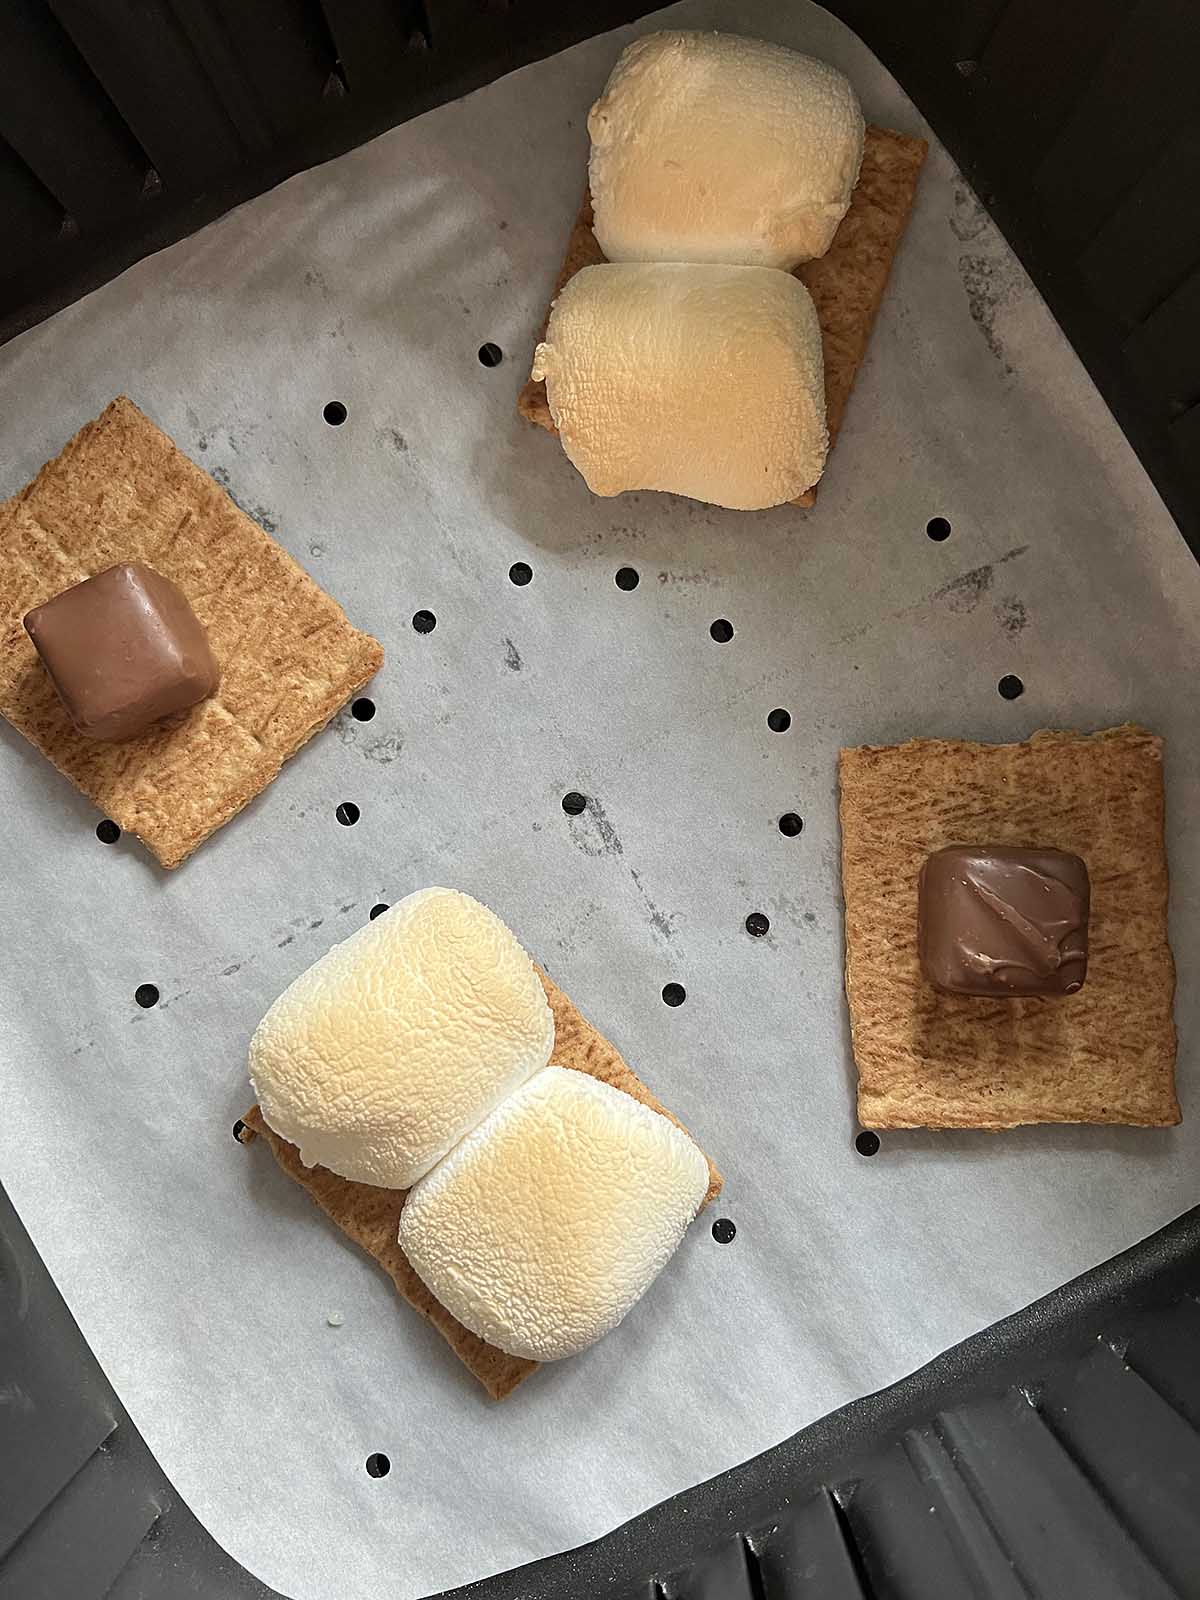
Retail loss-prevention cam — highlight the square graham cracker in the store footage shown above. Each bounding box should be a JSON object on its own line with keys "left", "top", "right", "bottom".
{"left": 517, "top": 125, "right": 928, "bottom": 507}
{"left": 839, "top": 726, "right": 1179, "bottom": 1130}
{"left": 0, "top": 397, "right": 383, "bottom": 869}
{"left": 239, "top": 967, "right": 722, "bottom": 1400}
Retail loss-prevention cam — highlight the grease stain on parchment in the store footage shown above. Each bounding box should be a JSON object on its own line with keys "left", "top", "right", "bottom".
{"left": 210, "top": 464, "right": 279, "bottom": 533}
{"left": 568, "top": 795, "right": 623, "bottom": 859}
{"left": 629, "top": 866, "right": 678, "bottom": 942}
{"left": 656, "top": 570, "right": 717, "bottom": 587}
{"left": 929, "top": 544, "right": 1029, "bottom": 614}
{"left": 958, "top": 253, "right": 1019, "bottom": 373}
{"left": 948, "top": 179, "right": 1025, "bottom": 374}
{"left": 564, "top": 796, "right": 676, "bottom": 939}
{"left": 995, "top": 594, "right": 1028, "bottom": 635}
{"left": 335, "top": 716, "right": 403, "bottom": 764}
{"left": 949, "top": 184, "right": 990, "bottom": 244}
{"left": 361, "top": 736, "right": 403, "bottom": 764}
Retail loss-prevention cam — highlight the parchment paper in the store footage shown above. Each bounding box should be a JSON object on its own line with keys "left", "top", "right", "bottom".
{"left": 1, "top": 3, "right": 1197, "bottom": 1597}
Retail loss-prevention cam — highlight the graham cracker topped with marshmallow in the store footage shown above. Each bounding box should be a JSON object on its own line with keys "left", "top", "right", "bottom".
{"left": 519, "top": 125, "right": 928, "bottom": 507}
{"left": 240, "top": 967, "right": 721, "bottom": 1399}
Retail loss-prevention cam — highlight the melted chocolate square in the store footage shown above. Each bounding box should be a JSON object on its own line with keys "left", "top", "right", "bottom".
{"left": 918, "top": 845, "right": 1089, "bottom": 997}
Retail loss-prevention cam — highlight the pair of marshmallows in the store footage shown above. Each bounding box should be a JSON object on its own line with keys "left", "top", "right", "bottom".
{"left": 249, "top": 888, "right": 710, "bottom": 1361}
{"left": 532, "top": 31, "right": 865, "bottom": 510}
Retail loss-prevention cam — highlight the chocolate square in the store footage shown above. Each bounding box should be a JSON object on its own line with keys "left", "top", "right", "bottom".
{"left": 24, "top": 562, "right": 218, "bottom": 742}
{"left": 918, "top": 844, "right": 1090, "bottom": 997}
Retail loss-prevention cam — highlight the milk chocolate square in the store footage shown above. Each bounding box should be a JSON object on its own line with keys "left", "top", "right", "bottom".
{"left": 918, "top": 845, "right": 1090, "bottom": 997}
{"left": 24, "top": 562, "right": 218, "bottom": 741}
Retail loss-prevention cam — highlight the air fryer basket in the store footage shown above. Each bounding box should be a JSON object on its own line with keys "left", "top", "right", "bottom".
{"left": 1, "top": 2, "right": 1197, "bottom": 1597}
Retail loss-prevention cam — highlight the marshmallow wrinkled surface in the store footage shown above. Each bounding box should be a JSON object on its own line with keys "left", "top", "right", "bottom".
{"left": 531, "top": 261, "right": 827, "bottom": 510}
{"left": 588, "top": 30, "right": 865, "bottom": 269}
{"left": 249, "top": 888, "right": 554, "bottom": 1188}
{"left": 399, "top": 1065, "right": 711, "bottom": 1360}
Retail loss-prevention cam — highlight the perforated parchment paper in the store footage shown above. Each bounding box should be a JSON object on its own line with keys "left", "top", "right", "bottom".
{"left": 0, "top": 3, "right": 1197, "bottom": 1598}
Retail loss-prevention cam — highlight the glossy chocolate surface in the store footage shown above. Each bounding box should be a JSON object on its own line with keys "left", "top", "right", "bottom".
{"left": 24, "top": 562, "right": 219, "bottom": 741}
{"left": 918, "top": 844, "right": 1090, "bottom": 997}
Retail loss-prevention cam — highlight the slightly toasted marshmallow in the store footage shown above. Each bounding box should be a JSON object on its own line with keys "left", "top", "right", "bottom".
{"left": 399, "top": 1065, "right": 710, "bottom": 1360}
{"left": 249, "top": 888, "right": 553, "bottom": 1189}
{"left": 588, "top": 31, "right": 864, "bottom": 269}
{"left": 531, "top": 261, "right": 827, "bottom": 510}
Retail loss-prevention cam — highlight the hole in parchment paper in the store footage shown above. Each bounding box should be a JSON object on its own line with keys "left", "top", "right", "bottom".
{"left": 998, "top": 674, "right": 1025, "bottom": 700}
{"left": 778, "top": 813, "right": 804, "bottom": 837}
{"left": 661, "top": 982, "right": 686, "bottom": 1007}
{"left": 365, "top": 1453, "right": 391, "bottom": 1478}
{"left": 412, "top": 610, "right": 437, "bottom": 633}
{"left": 135, "top": 984, "right": 159, "bottom": 1009}
{"left": 323, "top": 401, "right": 347, "bottom": 426}
{"left": 351, "top": 698, "right": 375, "bottom": 721}
{"left": 478, "top": 343, "right": 503, "bottom": 367}
{"left": 615, "top": 567, "right": 640, "bottom": 591}
{"left": 335, "top": 802, "right": 360, "bottom": 826}
{"left": 369, "top": 903, "right": 389, "bottom": 920}
{"left": 767, "top": 708, "right": 791, "bottom": 733}
{"left": 509, "top": 562, "right": 533, "bottom": 586}
{"left": 96, "top": 819, "right": 121, "bottom": 844}
{"left": 561, "top": 791, "right": 587, "bottom": 816}
{"left": 233, "top": 1119, "right": 247, "bottom": 1142}
{"left": 745, "top": 912, "right": 770, "bottom": 937}
{"left": 711, "top": 1217, "right": 736, "bottom": 1244}
{"left": 855, "top": 1131, "right": 881, "bottom": 1157}
{"left": 709, "top": 619, "right": 734, "bottom": 643}
{"left": 926, "top": 517, "right": 951, "bottom": 541}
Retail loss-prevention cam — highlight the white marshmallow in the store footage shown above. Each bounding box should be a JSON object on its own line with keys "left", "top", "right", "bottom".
{"left": 531, "top": 261, "right": 827, "bottom": 510}
{"left": 399, "top": 1066, "right": 711, "bottom": 1360}
{"left": 249, "top": 888, "right": 553, "bottom": 1189}
{"left": 588, "top": 31, "right": 864, "bottom": 269}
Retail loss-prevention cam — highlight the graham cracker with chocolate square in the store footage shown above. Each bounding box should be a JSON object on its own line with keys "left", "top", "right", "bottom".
{"left": 518, "top": 125, "right": 928, "bottom": 507}
{"left": 0, "top": 397, "right": 383, "bottom": 868}
{"left": 240, "top": 967, "right": 722, "bottom": 1399}
{"left": 839, "top": 726, "right": 1179, "bottom": 1130}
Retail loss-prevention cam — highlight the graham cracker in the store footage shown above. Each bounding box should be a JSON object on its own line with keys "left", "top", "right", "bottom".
{"left": 0, "top": 397, "right": 383, "bottom": 869}
{"left": 518, "top": 125, "right": 928, "bottom": 507}
{"left": 240, "top": 967, "right": 722, "bottom": 1399}
{"left": 838, "top": 726, "right": 1179, "bottom": 1130}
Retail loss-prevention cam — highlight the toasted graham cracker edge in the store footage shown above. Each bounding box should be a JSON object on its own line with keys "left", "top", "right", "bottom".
{"left": 517, "top": 125, "right": 927, "bottom": 511}
{"left": 242, "top": 1106, "right": 536, "bottom": 1401}
{"left": 240, "top": 966, "right": 721, "bottom": 1398}
{"left": 0, "top": 397, "right": 383, "bottom": 869}
{"left": 839, "top": 725, "right": 1179, "bottom": 1130}
{"left": 148, "top": 641, "right": 383, "bottom": 869}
